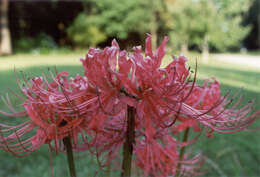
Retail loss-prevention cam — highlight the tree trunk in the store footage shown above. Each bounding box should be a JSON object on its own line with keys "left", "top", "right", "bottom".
{"left": 150, "top": 0, "right": 158, "bottom": 50}
{"left": 150, "top": 11, "right": 157, "bottom": 50}
{"left": 202, "top": 35, "right": 209, "bottom": 63}
{"left": 181, "top": 43, "right": 188, "bottom": 55}
{"left": 0, "top": 0, "right": 12, "bottom": 56}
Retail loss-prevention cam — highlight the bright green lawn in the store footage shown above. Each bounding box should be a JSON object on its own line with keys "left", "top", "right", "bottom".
{"left": 0, "top": 53, "right": 259, "bottom": 177}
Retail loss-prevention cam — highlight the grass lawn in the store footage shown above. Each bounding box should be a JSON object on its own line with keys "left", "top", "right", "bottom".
{"left": 0, "top": 52, "right": 259, "bottom": 177}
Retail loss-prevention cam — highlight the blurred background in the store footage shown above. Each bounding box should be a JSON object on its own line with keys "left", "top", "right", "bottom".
{"left": 0, "top": 0, "right": 260, "bottom": 177}
{"left": 0, "top": 0, "right": 260, "bottom": 56}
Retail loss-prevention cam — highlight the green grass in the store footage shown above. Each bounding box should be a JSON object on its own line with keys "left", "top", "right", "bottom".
{"left": 0, "top": 53, "right": 84, "bottom": 71}
{"left": 0, "top": 53, "right": 260, "bottom": 177}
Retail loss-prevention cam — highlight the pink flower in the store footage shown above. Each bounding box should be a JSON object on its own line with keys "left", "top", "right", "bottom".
{"left": 80, "top": 35, "right": 259, "bottom": 176}
{"left": 80, "top": 35, "right": 206, "bottom": 176}
{"left": 0, "top": 72, "right": 95, "bottom": 156}
{"left": 183, "top": 77, "right": 260, "bottom": 136}
{"left": 0, "top": 34, "right": 259, "bottom": 177}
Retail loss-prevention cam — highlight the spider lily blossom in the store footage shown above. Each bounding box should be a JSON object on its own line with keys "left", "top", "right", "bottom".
{"left": 0, "top": 35, "right": 259, "bottom": 177}
{"left": 181, "top": 77, "right": 260, "bottom": 136}
{"left": 80, "top": 35, "right": 260, "bottom": 176}
{"left": 0, "top": 72, "right": 94, "bottom": 156}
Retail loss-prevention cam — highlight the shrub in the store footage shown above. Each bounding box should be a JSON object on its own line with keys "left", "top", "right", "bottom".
{"left": 67, "top": 13, "right": 107, "bottom": 48}
{"left": 14, "top": 33, "right": 57, "bottom": 54}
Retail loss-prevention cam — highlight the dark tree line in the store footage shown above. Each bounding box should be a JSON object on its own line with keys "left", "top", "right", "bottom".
{"left": 9, "top": 0, "right": 83, "bottom": 45}
{"left": 0, "top": 0, "right": 259, "bottom": 56}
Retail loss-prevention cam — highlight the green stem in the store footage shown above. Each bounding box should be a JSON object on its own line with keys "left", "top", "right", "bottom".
{"left": 176, "top": 128, "right": 190, "bottom": 177}
{"left": 121, "top": 106, "right": 136, "bottom": 177}
{"left": 63, "top": 136, "right": 77, "bottom": 177}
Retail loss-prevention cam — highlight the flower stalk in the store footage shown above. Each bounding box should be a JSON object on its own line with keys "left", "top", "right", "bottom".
{"left": 121, "top": 106, "right": 136, "bottom": 177}
{"left": 105, "top": 163, "right": 111, "bottom": 177}
{"left": 63, "top": 136, "right": 77, "bottom": 177}
{"left": 176, "top": 127, "right": 190, "bottom": 177}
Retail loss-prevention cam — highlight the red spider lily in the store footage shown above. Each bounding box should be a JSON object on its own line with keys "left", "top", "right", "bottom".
{"left": 79, "top": 35, "right": 205, "bottom": 176}
{"left": 81, "top": 34, "right": 194, "bottom": 136}
{"left": 0, "top": 72, "right": 96, "bottom": 156}
{"left": 163, "top": 52, "right": 260, "bottom": 137}
{"left": 0, "top": 34, "right": 259, "bottom": 177}
{"left": 135, "top": 134, "right": 204, "bottom": 177}
{"left": 135, "top": 135, "right": 178, "bottom": 176}
{"left": 178, "top": 77, "right": 260, "bottom": 137}
{"left": 80, "top": 35, "right": 260, "bottom": 176}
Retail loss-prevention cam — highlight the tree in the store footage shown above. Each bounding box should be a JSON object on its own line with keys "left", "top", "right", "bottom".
{"left": 169, "top": 0, "right": 251, "bottom": 62}
{"left": 67, "top": 0, "right": 171, "bottom": 48}
{"left": 0, "top": 0, "right": 12, "bottom": 55}
{"left": 168, "top": 0, "right": 200, "bottom": 54}
{"left": 67, "top": 13, "right": 107, "bottom": 48}
{"left": 209, "top": 0, "right": 251, "bottom": 52}
{"left": 67, "top": 0, "right": 153, "bottom": 48}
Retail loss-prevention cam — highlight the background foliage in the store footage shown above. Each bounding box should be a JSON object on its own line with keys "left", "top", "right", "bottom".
{"left": 5, "top": 0, "right": 260, "bottom": 53}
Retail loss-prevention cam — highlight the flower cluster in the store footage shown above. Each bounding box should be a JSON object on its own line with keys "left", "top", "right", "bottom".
{"left": 0, "top": 35, "right": 259, "bottom": 177}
